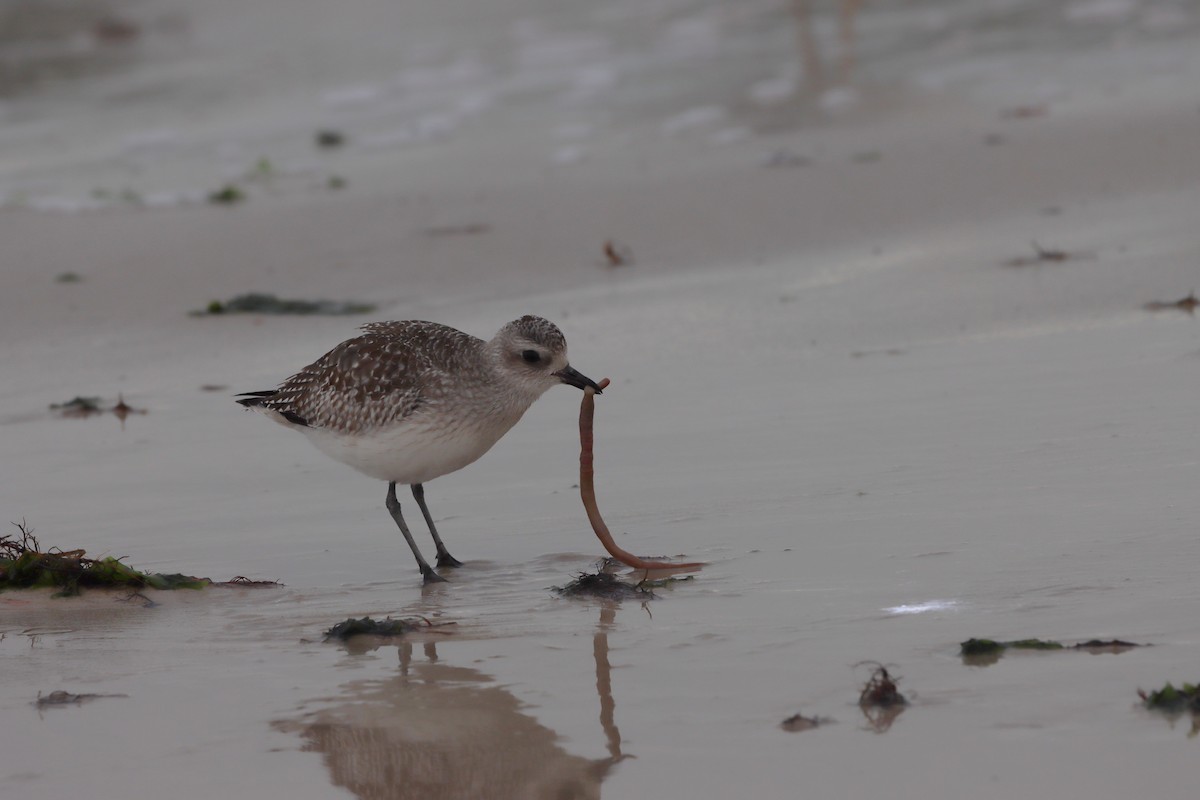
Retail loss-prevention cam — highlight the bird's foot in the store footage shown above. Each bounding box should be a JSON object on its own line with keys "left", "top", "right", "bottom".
{"left": 421, "top": 566, "right": 448, "bottom": 584}
{"left": 436, "top": 552, "right": 463, "bottom": 568}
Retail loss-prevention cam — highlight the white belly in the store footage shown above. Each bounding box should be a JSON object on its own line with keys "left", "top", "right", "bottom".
{"left": 299, "top": 415, "right": 518, "bottom": 484}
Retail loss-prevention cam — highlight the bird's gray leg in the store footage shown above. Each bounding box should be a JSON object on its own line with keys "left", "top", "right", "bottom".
{"left": 412, "top": 483, "right": 463, "bottom": 568}
{"left": 387, "top": 482, "right": 445, "bottom": 583}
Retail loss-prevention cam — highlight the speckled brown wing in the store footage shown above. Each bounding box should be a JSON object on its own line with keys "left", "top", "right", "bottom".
{"left": 253, "top": 321, "right": 483, "bottom": 435}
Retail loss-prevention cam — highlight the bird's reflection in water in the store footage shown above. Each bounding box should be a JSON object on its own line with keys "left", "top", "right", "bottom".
{"left": 279, "top": 602, "right": 629, "bottom": 800}
{"left": 592, "top": 604, "right": 625, "bottom": 767}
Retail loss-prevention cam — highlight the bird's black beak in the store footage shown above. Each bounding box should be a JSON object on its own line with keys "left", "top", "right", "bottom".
{"left": 555, "top": 365, "right": 602, "bottom": 394}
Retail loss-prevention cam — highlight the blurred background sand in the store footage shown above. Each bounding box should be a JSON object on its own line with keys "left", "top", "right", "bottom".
{"left": 3, "top": 1, "right": 1200, "bottom": 798}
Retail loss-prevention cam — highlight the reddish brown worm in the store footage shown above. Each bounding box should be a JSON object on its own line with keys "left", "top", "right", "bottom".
{"left": 579, "top": 378, "right": 703, "bottom": 573}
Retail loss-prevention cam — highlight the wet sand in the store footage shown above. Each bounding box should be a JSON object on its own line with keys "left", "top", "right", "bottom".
{"left": 4, "top": 1, "right": 1200, "bottom": 798}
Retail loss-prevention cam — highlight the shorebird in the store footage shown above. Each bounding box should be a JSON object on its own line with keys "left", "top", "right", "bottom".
{"left": 237, "top": 316, "right": 600, "bottom": 583}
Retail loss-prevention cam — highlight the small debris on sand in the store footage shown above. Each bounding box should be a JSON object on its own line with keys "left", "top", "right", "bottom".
{"left": 48, "top": 394, "right": 146, "bottom": 422}
{"left": 780, "top": 712, "right": 833, "bottom": 732}
{"left": 1073, "top": 639, "right": 1143, "bottom": 654}
{"left": 315, "top": 129, "right": 347, "bottom": 149}
{"left": 111, "top": 394, "right": 144, "bottom": 424}
{"left": 195, "top": 293, "right": 376, "bottom": 316}
{"left": 603, "top": 240, "right": 633, "bottom": 267}
{"left": 1004, "top": 241, "right": 1093, "bottom": 267}
{"left": 48, "top": 396, "right": 102, "bottom": 417}
{"left": 1143, "top": 292, "right": 1198, "bottom": 315}
{"left": 223, "top": 576, "right": 282, "bottom": 587}
{"left": 35, "top": 690, "right": 128, "bottom": 708}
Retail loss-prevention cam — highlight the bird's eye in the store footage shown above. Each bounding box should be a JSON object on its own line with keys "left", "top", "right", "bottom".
{"left": 521, "top": 350, "right": 541, "bottom": 364}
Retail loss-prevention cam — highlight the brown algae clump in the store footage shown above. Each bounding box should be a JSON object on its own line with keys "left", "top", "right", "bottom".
{"left": 554, "top": 570, "right": 654, "bottom": 600}
{"left": 857, "top": 663, "right": 907, "bottom": 733}
{"left": 859, "top": 664, "right": 907, "bottom": 708}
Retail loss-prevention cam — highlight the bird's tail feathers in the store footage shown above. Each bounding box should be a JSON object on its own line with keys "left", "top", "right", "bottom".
{"left": 235, "top": 390, "right": 276, "bottom": 408}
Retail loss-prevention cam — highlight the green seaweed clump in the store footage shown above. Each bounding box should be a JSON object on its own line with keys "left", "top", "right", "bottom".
{"left": 960, "top": 638, "right": 1004, "bottom": 656}
{"left": 962, "top": 637, "right": 1145, "bottom": 658}
{"left": 960, "top": 637, "right": 1064, "bottom": 655}
{"left": 197, "top": 293, "right": 376, "bottom": 316}
{"left": 324, "top": 617, "right": 418, "bottom": 641}
{"left": 960, "top": 637, "right": 1064, "bottom": 660}
{"left": 208, "top": 185, "right": 245, "bottom": 205}
{"left": 1006, "top": 639, "right": 1064, "bottom": 651}
{"left": 1139, "top": 683, "right": 1200, "bottom": 714}
{"left": 962, "top": 636, "right": 1146, "bottom": 666}
{"left": 1, "top": 523, "right": 208, "bottom": 596}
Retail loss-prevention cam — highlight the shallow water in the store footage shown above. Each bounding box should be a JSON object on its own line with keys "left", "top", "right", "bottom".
{"left": 4, "top": 1, "right": 1200, "bottom": 798}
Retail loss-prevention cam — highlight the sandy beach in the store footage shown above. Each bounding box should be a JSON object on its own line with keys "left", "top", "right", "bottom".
{"left": 3, "top": 1, "right": 1200, "bottom": 797}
